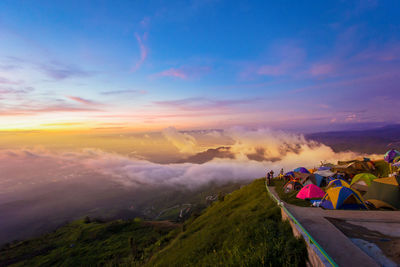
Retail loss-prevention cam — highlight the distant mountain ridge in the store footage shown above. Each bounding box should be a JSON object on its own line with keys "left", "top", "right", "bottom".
{"left": 306, "top": 124, "right": 400, "bottom": 154}
{"left": 177, "top": 146, "right": 235, "bottom": 164}
{"left": 176, "top": 125, "right": 400, "bottom": 164}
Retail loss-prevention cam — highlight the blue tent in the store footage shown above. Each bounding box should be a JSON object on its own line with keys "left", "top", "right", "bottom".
{"left": 294, "top": 167, "right": 310, "bottom": 174}
{"left": 334, "top": 174, "right": 345, "bottom": 180}
{"left": 326, "top": 179, "right": 350, "bottom": 189}
{"left": 321, "top": 186, "right": 367, "bottom": 210}
{"left": 326, "top": 176, "right": 335, "bottom": 182}
{"left": 312, "top": 174, "right": 325, "bottom": 187}
{"left": 285, "top": 171, "right": 295, "bottom": 177}
{"left": 304, "top": 173, "right": 326, "bottom": 187}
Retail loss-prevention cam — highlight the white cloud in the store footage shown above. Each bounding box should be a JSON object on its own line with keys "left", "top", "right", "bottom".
{"left": 162, "top": 126, "right": 197, "bottom": 154}
{"left": 0, "top": 128, "right": 382, "bottom": 194}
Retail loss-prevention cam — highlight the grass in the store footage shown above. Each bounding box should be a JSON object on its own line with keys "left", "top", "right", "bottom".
{"left": 147, "top": 178, "right": 307, "bottom": 267}
{"left": 1, "top": 179, "right": 307, "bottom": 266}
{"left": 271, "top": 179, "right": 311, "bottom": 207}
{"left": 0, "top": 218, "right": 179, "bottom": 266}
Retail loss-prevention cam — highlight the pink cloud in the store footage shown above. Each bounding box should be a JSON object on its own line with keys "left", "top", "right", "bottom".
{"left": 241, "top": 44, "right": 306, "bottom": 79}
{"left": 153, "top": 97, "right": 257, "bottom": 111}
{"left": 66, "top": 96, "right": 96, "bottom": 105}
{"left": 292, "top": 73, "right": 372, "bottom": 93}
{"left": 309, "top": 63, "right": 335, "bottom": 76}
{"left": 34, "top": 105, "right": 101, "bottom": 113}
{"left": 157, "top": 68, "right": 187, "bottom": 79}
{"left": 152, "top": 66, "right": 210, "bottom": 80}
{"left": 0, "top": 77, "right": 21, "bottom": 85}
{"left": 39, "top": 62, "right": 92, "bottom": 80}
{"left": 0, "top": 105, "right": 101, "bottom": 117}
{"left": 317, "top": 104, "right": 330, "bottom": 109}
{"left": 354, "top": 43, "right": 400, "bottom": 62}
{"left": 257, "top": 63, "right": 290, "bottom": 76}
{"left": 0, "top": 87, "right": 33, "bottom": 95}
{"left": 131, "top": 33, "right": 148, "bottom": 72}
{"left": 101, "top": 89, "right": 148, "bottom": 95}
{"left": 345, "top": 114, "right": 357, "bottom": 122}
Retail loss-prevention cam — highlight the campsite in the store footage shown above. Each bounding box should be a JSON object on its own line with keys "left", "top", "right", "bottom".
{"left": 267, "top": 149, "right": 400, "bottom": 266}
{"left": 270, "top": 149, "right": 400, "bottom": 210}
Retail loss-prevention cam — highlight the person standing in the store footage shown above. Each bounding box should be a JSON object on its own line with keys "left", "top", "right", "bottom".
{"left": 280, "top": 168, "right": 284, "bottom": 179}
{"left": 270, "top": 170, "right": 274, "bottom": 179}
{"left": 266, "top": 171, "right": 271, "bottom": 185}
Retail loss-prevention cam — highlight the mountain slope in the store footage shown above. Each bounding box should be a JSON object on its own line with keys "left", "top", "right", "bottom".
{"left": 0, "top": 219, "right": 180, "bottom": 266}
{"left": 0, "top": 179, "right": 307, "bottom": 266}
{"left": 147, "top": 178, "right": 307, "bottom": 266}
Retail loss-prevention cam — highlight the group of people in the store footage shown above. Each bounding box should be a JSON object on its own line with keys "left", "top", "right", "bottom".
{"left": 266, "top": 168, "right": 284, "bottom": 185}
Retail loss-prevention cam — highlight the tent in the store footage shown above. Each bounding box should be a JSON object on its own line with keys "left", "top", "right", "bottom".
{"left": 318, "top": 166, "right": 331, "bottom": 171}
{"left": 321, "top": 186, "right": 368, "bottom": 210}
{"left": 393, "top": 156, "right": 400, "bottom": 167}
{"left": 350, "top": 173, "right": 378, "bottom": 187}
{"left": 302, "top": 173, "right": 326, "bottom": 187}
{"left": 332, "top": 160, "right": 375, "bottom": 177}
{"left": 326, "top": 176, "right": 335, "bottom": 183}
{"left": 315, "top": 169, "right": 335, "bottom": 177}
{"left": 364, "top": 176, "right": 400, "bottom": 210}
{"left": 332, "top": 173, "right": 346, "bottom": 181}
{"left": 285, "top": 171, "right": 295, "bottom": 178}
{"left": 393, "top": 161, "right": 400, "bottom": 167}
{"left": 294, "top": 172, "right": 311, "bottom": 181}
{"left": 294, "top": 167, "right": 310, "bottom": 174}
{"left": 384, "top": 149, "right": 400, "bottom": 163}
{"left": 326, "top": 179, "right": 350, "bottom": 189}
{"left": 296, "top": 184, "right": 325, "bottom": 200}
{"left": 283, "top": 180, "right": 303, "bottom": 193}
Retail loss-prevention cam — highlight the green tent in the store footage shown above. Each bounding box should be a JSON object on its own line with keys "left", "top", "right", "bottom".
{"left": 350, "top": 173, "right": 378, "bottom": 187}
{"left": 364, "top": 176, "right": 400, "bottom": 210}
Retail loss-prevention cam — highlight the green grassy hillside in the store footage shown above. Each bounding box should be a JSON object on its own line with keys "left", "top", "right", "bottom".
{"left": 147, "top": 178, "right": 307, "bottom": 266}
{"left": 0, "top": 218, "right": 180, "bottom": 266}
{"left": 0, "top": 179, "right": 307, "bottom": 266}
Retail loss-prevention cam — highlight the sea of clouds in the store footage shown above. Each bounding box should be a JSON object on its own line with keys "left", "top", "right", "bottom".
{"left": 0, "top": 127, "right": 380, "bottom": 194}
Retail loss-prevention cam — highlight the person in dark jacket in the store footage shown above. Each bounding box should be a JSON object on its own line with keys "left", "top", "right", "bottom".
{"left": 266, "top": 171, "right": 271, "bottom": 185}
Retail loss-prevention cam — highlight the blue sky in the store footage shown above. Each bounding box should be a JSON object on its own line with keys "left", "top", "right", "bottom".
{"left": 0, "top": 0, "right": 399, "bottom": 132}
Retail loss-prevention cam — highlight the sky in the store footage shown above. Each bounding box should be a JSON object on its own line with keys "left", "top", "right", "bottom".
{"left": 0, "top": 0, "right": 399, "bottom": 132}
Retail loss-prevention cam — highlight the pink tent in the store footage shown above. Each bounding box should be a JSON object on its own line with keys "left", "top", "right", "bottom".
{"left": 296, "top": 184, "right": 325, "bottom": 200}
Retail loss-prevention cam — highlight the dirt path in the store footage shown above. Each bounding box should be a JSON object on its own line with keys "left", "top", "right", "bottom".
{"left": 269, "top": 187, "right": 400, "bottom": 267}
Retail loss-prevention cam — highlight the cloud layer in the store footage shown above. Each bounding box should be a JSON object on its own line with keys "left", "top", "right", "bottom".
{"left": 162, "top": 126, "right": 198, "bottom": 154}
{"left": 0, "top": 128, "right": 381, "bottom": 194}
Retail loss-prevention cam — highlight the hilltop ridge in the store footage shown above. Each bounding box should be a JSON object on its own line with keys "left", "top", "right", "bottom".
{"left": 0, "top": 179, "right": 307, "bottom": 266}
